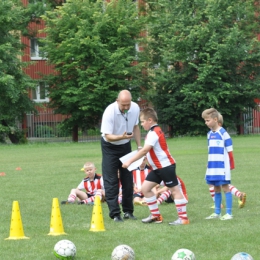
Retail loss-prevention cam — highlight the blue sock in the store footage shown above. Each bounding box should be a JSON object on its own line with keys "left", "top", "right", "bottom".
{"left": 214, "top": 192, "right": 222, "bottom": 215}
{"left": 225, "top": 192, "right": 232, "bottom": 215}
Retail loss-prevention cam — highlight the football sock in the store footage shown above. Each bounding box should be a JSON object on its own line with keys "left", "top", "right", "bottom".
{"left": 209, "top": 186, "right": 215, "bottom": 201}
{"left": 83, "top": 197, "right": 95, "bottom": 204}
{"left": 157, "top": 190, "right": 171, "bottom": 204}
{"left": 145, "top": 195, "right": 160, "bottom": 217}
{"left": 174, "top": 198, "right": 188, "bottom": 220}
{"left": 225, "top": 192, "right": 232, "bottom": 215}
{"left": 229, "top": 185, "right": 241, "bottom": 198}
{"left": 118, "top": 194, "right": 122, "bottom": 204}
{"left": 68, "top": 194, "right": 76, "bottom": 202}
{"left": 214, "top": 192, "right": 222, "bottom": 215}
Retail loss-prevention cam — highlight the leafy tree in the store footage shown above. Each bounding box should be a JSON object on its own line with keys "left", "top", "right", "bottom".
{"left": 144, "top": 0, "right": 260, "bottom": 135}
{"left": 41, "top": 0, "right": 146, "bottom": 141}
{"left": 0, "top": 0, "right": 36, "bottom": 143}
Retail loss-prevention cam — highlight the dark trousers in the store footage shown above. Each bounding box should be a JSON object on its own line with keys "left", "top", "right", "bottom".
{"left": 101, "top": 138, "right": 134, "bottom": 219}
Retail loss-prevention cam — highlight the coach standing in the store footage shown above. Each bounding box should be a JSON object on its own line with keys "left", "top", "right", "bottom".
{"left": 101, "top": 89, "right": 142, "bottom": 222}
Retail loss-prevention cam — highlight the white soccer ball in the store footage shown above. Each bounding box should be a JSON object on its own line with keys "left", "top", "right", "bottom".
{"left": 53, "top": 239, "right": 76, "bottom": 259}
{"left": 111, "top": 244, "right": 135, "bottom": 260}
{"left": 171, "top": 248, "right": 196, "bottom": 260}
{"left": 231, "top": 252, "right": 254, "bottom": 260}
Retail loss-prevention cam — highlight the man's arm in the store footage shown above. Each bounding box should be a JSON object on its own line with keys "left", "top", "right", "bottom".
{"left": 105, "top": 132, "right": 133, "bottom": 142}
{"left": 133, "top": 124, "right": 142, "bottom": 148}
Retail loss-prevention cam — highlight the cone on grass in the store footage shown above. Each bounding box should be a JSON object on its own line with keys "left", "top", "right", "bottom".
{"left": 89, "top": 196, "right": 105, "bottom": 232}
{"left": 5, "top": 201, "right": 29, "bottom": 240}
{"left": 48, "top": 198, "right": 67, "bottom": 236}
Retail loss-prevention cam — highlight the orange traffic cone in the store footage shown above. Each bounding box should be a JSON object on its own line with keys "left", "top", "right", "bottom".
{"left": 89, "top": 196, "right": 105, "bottom": 232}
{"left": 5, "top": 201, "right": 29, "bottom": 240}
{"left": 48, "top": 198, "right": 67, "bottom": 236}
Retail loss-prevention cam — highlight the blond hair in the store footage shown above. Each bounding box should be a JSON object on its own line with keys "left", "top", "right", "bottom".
{"left": 83, "top": 162, "right": 95, "bottom": 169}
{"left": 218, "top": 113, "right": 223, "bottom": 126}
{"left": 201, "top": 108, "right": 219, "bottom": 120}
{"left": 140, "top": 107, "right": 158, "bottom": 122}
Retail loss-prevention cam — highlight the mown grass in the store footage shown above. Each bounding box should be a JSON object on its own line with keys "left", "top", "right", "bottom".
{"left": 0, "top": 135, "right": 259, "bottom": 260}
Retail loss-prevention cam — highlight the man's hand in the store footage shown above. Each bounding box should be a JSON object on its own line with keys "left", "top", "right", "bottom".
{"left": 123, "top": 131, "right": 133, "bottom": 139}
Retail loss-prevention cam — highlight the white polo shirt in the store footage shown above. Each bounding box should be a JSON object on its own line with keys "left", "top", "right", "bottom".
{"left": 101, "top": 101, "right": 140, "bottom": 145}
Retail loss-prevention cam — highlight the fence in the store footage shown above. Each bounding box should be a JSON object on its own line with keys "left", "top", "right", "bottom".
{"left": 24, "top": 108, "right": 100, "bottom": 142}
{"left": 20, "top": 106, "right": 260, "bottom": 142}
{"left": 243, "top": 106, "right": 260, "bottom": 134}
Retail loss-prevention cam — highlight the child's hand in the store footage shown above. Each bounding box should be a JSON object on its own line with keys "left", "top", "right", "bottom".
{"left": 122, "top": 161, "right": 130, "bottom": 168}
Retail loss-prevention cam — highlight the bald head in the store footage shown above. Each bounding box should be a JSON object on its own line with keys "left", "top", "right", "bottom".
{"left": 117, "top": 90, "right": 132, "bottom": 100}
{"left": 117, "top": 90, "right": 132, "bottom": 112}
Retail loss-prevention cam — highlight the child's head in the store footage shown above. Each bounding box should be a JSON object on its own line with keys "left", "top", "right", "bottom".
{"left": 83, "top": 162, "right": 96, "bottom": 179}
{"left": 140, "top": 107, "right": 158, "bottom": 122}
{"left": 201, "top": 108, "right": 219, "bottom": 120}
{"left": 201, "top": 108, "right": 220, "bottom": 130}
{"left": 140, "top": 107, "right": 158, "bottom": 130}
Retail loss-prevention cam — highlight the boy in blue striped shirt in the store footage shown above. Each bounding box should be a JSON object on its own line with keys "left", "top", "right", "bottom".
{"left": 202, "top": 108, "right": 235, "bottom": 220}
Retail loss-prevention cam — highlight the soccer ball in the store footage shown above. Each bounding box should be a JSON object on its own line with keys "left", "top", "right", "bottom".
{"left": 171, "top": 248, "right": 196, "bottom": 260}
{"left": 53, "top": 239, "right": 76, "bottom": 259}
{"left": 231, "top": 252, "right": 254, "bottom": 260}
{"left": 111, "top": 244, "right": 135, "bottom": 260}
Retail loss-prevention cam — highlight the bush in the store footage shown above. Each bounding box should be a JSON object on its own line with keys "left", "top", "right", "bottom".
{"left": 35, "top": 125, "right": 54, "bottom": 137}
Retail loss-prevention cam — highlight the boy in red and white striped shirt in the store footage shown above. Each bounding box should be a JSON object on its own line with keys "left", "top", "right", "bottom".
{"left": 122, "top": 107, "right": 189, "bottom": 225}
{"left": 61, "top": 162, "right": 105, "bottom": 205}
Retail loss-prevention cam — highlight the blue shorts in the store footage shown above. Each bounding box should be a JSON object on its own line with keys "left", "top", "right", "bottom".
{"left": 206, "top": 180, "right": 231, "bottom": 186}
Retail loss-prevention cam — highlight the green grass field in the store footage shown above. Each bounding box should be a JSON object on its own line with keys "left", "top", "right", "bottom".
{"left": 0, "top": 136, "right": 259, "bottom": 260}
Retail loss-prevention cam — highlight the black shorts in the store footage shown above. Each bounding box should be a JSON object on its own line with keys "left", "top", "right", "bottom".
{"left": 146, "top": 164, "right": 178, "bottom": 188}
{"left": 133, "top": 193, "right": 143, "bottom": 199}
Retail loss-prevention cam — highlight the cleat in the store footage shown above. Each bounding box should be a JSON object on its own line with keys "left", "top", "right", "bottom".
{"left": 114, "top": 215, "right": 124, "bottom": 222}
{"left": 61, "top": 200, "right": 74, "bottom": 205}
{"left": 169, "top": 218, "right": 189, "bottom": 225}
{"left": 142, "top": 214, "right": 163, "bottom": 223}
{"left": 238, "top": 193, "right": 246, "bottom": 208}
{"left": 123, "top": 212, "right": 137, "bottom": 220}
{"left": 220, "top": 213, "right": 233, "bottom": 220}
{"left": 134, "top": 201, "right": 147, "bottom": 206}
{"left": 205, "top": 213, "right": 221, "bottom": 219}
{"left": 78, "top": 201, "right": 93, "bottom": 205}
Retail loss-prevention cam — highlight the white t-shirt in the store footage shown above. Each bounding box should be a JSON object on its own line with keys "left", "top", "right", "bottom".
{"left": 101, "top": 101, "right": 140, "bottom": 145}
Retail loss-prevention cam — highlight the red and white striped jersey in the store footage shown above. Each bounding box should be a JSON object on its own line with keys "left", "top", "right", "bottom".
{"left": 145, "top": 125, "right": 175, "bottom": 170}
{"left": 132, "top": 166, "right": 151, "bottom": 191}
{"left": 77, "top": 174, "right": 104, "bottom": 196}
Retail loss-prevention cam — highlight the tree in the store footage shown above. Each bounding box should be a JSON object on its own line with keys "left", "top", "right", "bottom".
{"left": 0, "top": 0, "right": 36, "bottom": 143}
{"left": 41, "top": 0, "right": 146, "bottom": 141}
{"left": 144, "top": 0, "right": 260, "bottom": 135}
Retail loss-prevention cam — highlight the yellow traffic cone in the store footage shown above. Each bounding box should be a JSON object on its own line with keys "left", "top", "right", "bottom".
{"left": 5, "top": 201, "right": 29, "bottom": 240}
{"left": 48, "top": 198, "right": 67, "bottom": 236}
{"left": 89, "top": 196, "right": 105, "bottom": 232}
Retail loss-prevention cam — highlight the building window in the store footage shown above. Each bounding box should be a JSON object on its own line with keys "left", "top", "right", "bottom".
{"left": 32, "top": 82, "right": 49, "bottom": 102}
{"left": 30, "top": 38, "right": 45, "bottom": 60}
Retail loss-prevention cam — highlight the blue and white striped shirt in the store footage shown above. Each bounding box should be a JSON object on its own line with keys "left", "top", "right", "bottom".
{"left": 205, "top": 127, "right": 233, "bottom": 181}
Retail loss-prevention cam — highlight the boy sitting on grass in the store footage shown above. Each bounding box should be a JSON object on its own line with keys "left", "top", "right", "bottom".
{"left": 61, "top": 162, "right": 105, "bottom": 205}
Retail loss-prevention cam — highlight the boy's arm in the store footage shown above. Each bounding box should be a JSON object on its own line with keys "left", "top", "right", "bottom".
{"left": 122, "top": 144, "right": 152, "bottom": 168}
{"left": 228, "top": 151, "right": 235, "bottom": 170}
